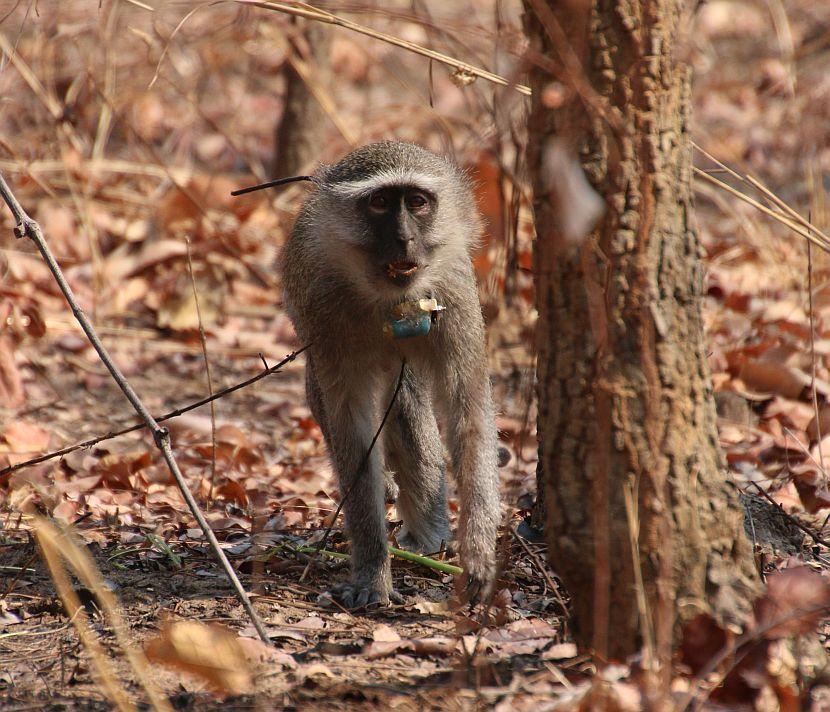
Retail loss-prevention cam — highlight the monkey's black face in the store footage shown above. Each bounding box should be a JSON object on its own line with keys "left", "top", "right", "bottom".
{"left": 360, "top": 186, "right": 437, "bottom": 288}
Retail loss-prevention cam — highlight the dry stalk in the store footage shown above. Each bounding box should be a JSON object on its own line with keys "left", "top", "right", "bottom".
{"left": 807, "top": 240, "right": 825, "bottom": 472}
{"left": 745, "top": 174, "right": 830, "bottom": 245}
{"left": 0, "top": 32, "right": 85, "bottom": 155}
{"left": 34, "top": 517, "right": 172, "bottom": 712}
{"left": 511, "top": 527, "right": 568, "bottom": 618}
{"left": 693, "top": 168, "right": 830, "bottom": 253}
{"left": 623, "top": 476, "right": 656, "bottom": 667}
{"left": 184, "top": 237, "right": 218, "bottom": 507}
{"left": 234, "top": 0, "right": 532, "bottom": 95}
{"left": 92, "top": 0, "right": 120, "bottom": 160}
{"left": 691, "top": 142, "right": 830, "bottom": 252}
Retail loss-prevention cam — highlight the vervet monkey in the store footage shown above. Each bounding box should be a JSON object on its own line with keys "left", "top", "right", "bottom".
{"left": 280, "top": 141, "right": 500, "bottom": 607}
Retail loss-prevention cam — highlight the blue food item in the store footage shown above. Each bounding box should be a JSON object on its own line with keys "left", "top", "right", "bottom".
{"left": 383, "top": 298, "right": 444, "bottom": 340}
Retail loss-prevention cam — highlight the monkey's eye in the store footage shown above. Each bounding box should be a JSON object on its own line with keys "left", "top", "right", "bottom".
{"left": 368, "top": 193, "right": 389, "bottom": 213}
{"left": 405, "top": 192, "right": 429, "bottom": 211}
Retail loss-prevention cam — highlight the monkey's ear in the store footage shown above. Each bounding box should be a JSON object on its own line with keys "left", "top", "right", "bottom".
{"left": 230, "top": 174, "right": 316, "bottom": 197}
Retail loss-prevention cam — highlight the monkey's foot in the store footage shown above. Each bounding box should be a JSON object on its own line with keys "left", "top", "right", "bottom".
{"left": 395, "top": 517, "right": 451, "bottom": 555}
{"left": 318, "top": 582, "right": 404, "bottom": 610}
{"left": 383, "top": 470, "right": 399, "bottom": 504}
{"left": 396, "top": 528, "right": 447, "bottom": 556}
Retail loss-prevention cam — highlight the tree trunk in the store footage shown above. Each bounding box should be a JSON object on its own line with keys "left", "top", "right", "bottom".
{"left": 524, "top": 0, "right": 758, "bottom": 661}
{"left": 273, "top": 19, "right": 331, "bottom": 177}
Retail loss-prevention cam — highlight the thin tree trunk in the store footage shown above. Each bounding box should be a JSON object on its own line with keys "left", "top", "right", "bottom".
{"left": 273, "top": 19, "right": 331, "bottom": 177}
{"left": 524, "top": 0, "right": 759, "bottom": 661}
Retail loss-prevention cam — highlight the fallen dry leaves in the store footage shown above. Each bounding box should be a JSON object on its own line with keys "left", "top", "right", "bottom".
{"left": 145, "top": 620, "right": 254, "bottom": 696}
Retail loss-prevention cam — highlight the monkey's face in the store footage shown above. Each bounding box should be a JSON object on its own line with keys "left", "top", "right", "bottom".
{"left": 358, "top": 185, "right": 438, "bottom": 290}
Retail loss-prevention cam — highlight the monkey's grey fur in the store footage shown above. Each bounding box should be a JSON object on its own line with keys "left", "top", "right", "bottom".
{"left": 281, "top": 141, "right": 500, "bottom": 607}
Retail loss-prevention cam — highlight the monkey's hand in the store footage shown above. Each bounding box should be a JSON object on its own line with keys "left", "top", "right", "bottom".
{"left": 457, "top": 551, "right": 497, "bottom": 607}
{"left": 460, "top": 573, "right": 490, "bottom": 607}
{"left": 321, "top": 581, "right": 404, "bottom": 609}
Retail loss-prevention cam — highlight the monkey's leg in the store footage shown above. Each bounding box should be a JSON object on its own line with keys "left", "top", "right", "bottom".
{"left": 308, "top": 361, "right": 398, "bottom": 504}
{"left": 317, "top": 380, "right": 397, "bottom": 608}
{"left": 385, "top": 366, "right": 449, "bottom": 554}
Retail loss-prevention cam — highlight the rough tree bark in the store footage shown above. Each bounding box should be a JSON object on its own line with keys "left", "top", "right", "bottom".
{"left": 523, "top": 0, "right": 759, "bottom": 660}
{"left": 273, "top": 19, "right": 332, "bottom": 177}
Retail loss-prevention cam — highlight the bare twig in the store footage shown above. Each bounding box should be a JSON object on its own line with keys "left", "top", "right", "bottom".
{"left": 0, "top": 346, "right": 308, "bottom": 480}
{"left": 0, "top": 32, "right": 85, "bottom": 155}
{"left": 0, "top": 547, "right": 38, "bottom": 601}
{"left": 692, "top": 143, "right": 830, "bottom": 252}
{"left": 746, "top": 174, "right": 830, "bottom": 245}
{"left": 523, "top": 0, "right": 624, "bottom": 134}
{"left": 783, "top": 425, "right": 828, "bottom": 479}
{"left": 260, "top": 23, "right": 357, "bottom": 149}
{"left": 511, "top": 527, "right": 568, "bottom": 618}
{"left": 0, "top": 171, "right": 271, "bottom": 646}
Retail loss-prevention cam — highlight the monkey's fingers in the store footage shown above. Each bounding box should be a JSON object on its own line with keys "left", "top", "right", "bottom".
{"left": 462, "top": 574, "right": 485, "bottom": 608}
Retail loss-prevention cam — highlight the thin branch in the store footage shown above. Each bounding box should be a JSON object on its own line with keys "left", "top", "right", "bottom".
{"left": 523, "top": 0, "right": 624, "bottom": 134}
{"left": 746, "top": 174, "right": 830, "bottom": 246}
{"left": 0, "top": 346, "right": 308, "bottom": 480}
{"left": 511, "top": 527, "right": 568, "bottom": 618}
{"left": 0, "top": 171, "right": 271, "bottom": 646}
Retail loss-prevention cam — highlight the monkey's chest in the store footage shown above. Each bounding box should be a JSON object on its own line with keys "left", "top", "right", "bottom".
{"left": 325, "top": 295, "right": 443, "bottom": 373}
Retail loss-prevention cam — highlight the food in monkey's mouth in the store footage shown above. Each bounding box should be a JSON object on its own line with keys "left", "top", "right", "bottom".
{"left": 386, "top": 261, "right": 419, "bottom": 277}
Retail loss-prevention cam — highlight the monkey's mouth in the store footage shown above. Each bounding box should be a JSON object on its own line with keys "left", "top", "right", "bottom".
{"left": 386, "top": 261, "right": 420, "bottom": 279}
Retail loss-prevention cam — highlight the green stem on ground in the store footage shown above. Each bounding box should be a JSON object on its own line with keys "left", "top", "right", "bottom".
{"left": 284, "top": 544, "right": 462, "bottom": 575}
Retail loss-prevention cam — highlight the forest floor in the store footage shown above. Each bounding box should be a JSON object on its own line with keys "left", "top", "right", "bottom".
{"left": 2, "top": 0, "right": 830, "bottom": 710}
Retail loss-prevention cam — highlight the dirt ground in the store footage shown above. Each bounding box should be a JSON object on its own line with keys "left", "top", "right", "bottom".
{"left": 1, "top": 345, "right": 562, "bottom": 711}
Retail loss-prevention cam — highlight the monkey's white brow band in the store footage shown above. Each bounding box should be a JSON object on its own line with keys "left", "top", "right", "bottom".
{"left": 327, "top": 170, "right": 445, "bottom": 198}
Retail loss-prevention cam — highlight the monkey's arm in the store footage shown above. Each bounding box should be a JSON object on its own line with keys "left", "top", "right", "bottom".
{"left": 437, "top": 283, "right": 501, "bottom": 602}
